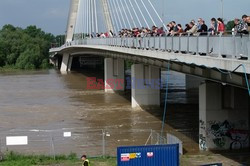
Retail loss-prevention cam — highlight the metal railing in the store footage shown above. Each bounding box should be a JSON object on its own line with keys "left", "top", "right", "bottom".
{"left": 0, "top": 128, "right": 164, "bottom": 157}
{"left": 68, "top": 33, "right": 250, "bottom": 61}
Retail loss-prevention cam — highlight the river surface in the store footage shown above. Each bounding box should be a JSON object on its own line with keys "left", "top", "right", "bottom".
{"left": 0, "top": 69, "right": 199, "bottom": 156}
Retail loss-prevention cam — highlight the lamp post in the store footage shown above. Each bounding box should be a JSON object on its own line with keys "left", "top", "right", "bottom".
{"left": 221, "top": 0, "right": 224, "bottom": 20}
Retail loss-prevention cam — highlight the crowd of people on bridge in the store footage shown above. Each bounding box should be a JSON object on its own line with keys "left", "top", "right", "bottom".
{"left": 95, "top": 15, "right": 250, "bottom": 38}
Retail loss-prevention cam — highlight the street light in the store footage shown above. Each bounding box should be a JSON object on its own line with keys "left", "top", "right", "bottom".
{"left": 221, "top": 0, "right": 224, "bottom": 20}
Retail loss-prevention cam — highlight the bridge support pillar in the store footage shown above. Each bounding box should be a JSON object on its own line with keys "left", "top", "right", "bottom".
{"left": 104, "top": 58, "right": 125, "bottom": 92}
{"left": 68, "top": 56, "right": 73, "bottom": 72}
{"left": 199, "top": 81, "right": 249, "bottom": 151}
{"left": 60, "top": 53, "right": 70, "bottom": 72}
{"left": 131, "top": 64, "right": 160, "bottom": 108}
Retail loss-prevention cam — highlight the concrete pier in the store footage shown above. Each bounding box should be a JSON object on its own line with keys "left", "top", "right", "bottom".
{"left": 131, "top": 64, "right": 160, "bottom": 108}
{"left": 199, "top": 81, "right": 249, "bottom": 151}
{"left": 104, "top": 58, "right": 125, "bottom": 92}
{"left": 60, "top": 53, "right": 70, "bottom": 72}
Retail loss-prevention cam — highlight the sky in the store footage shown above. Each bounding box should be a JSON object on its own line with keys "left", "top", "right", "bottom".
{"left": 0, "top": 0, "right": 249, "bottom": 35}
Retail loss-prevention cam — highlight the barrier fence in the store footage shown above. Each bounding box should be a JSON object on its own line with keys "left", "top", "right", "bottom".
{"left": 0, "top": 128, "right": 186, "bottom": 157}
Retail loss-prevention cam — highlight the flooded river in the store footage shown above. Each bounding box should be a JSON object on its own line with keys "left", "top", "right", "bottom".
{"left": 0, "top": 69, "right": 199, "bottom": 156}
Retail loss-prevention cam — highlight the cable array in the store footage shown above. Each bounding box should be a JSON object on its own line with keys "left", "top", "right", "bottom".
{"left": 73, "top": 0, "right": 166, "bottom": 36}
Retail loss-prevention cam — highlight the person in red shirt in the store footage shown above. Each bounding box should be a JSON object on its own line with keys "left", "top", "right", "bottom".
{"left": 217, "top": 18, "right": 225, "bottom": 33}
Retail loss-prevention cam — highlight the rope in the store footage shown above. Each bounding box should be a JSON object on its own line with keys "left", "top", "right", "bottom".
{"left": 91, "top": 0, "right": 94, "bottom": 34}
{"left": 84, "top": 0, "right": 87, "bottom": 34}
{"left": 134, "top": 0, "right": 150, "bottom": 28}
{"left": 86, "top": 0, "right": 89, "bottom": 36}
{"left": 128, "top": 0, "right": 142, "bottom": 27}
{"left": 160, "top": 61, "right": 171, "bottom": 141}
{"left": 123, "top": 0, "right": 136, "bottom": 28}
{"left": 120, "top": 0, "right": 132, "bottom": 29}
{"left": 171, "top": 58, "right": 250, "bottom": 96}
{"left": 140, "top": 0, "right": 156, "bottom": 26}
{"left": 110, "top": 0, "right": 122, "bottom": 30}
{"left": 107, "top": 0, "right": 118, "bottom": 34}
{"left": 94, "top": 0, "right": 98, "bottom": 33}
{"left": 73, "top": 0, "right": 83, "bottom": 38}
{"left": 148, "top": 0, "right": 168, "bottom": 30}
{"left": 114, "top": 0, "right": 127, "bottom": 28}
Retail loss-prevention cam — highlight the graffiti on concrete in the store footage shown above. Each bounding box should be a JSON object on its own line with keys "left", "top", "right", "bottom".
{"left": 199, "top": 120, "right": 206, "bottom": 130}
{"left": 199, "top": 134, "right": 207, "bottom": 150}
{"left": 228, "top": 129, "right": 249, "bottom": 150}
{"left": 207, "top": 120, "right": 249, "bottom": 150}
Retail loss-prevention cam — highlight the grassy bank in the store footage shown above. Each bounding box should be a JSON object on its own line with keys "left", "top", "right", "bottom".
{"left": 0, "top": 152, "right": 116, "bottom": 166}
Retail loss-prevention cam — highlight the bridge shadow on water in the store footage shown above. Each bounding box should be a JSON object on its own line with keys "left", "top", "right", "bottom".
{"left": 68, "top": 65, "right": 250, "bottom": 165}
{"left": 70, "top": 65, "right": 200, "bottom": 152}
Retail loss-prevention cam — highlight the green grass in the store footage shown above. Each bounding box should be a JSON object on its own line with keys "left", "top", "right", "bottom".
{"left": 0, "top": 151, "right": 116, "bottom": 166}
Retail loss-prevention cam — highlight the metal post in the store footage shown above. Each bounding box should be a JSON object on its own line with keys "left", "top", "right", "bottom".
{"left": 171, "top": 36, "right": 174, "bottom": 52}
{"left": 196, "top": 34, "right": 200, "bottom": 55}
{"left": 233, "top": 34, "right": 236, "bottom": 58}
{"left": 136, "top": 37, "right": 138, "bottom": 49}
{"left": 187, "top": 33, "right": 190, "bottom": 53}
{"left": 148, "top": 37, "right": 150, "bottom": 50}
{"left": 102, "top": 129, "right": 105, "bottom": 157}
{"left": 150, "top": 129, "right": 153, "bottom": 145}
{"left": 179, "top": 36, "right": 181, "bottom": 52}
{"left": 206, "top": 32, "right": 210, "bottom": 56}
{"left": 159, "top": 36, "right": 161, "bottom": 51}
{"left": 219, "top": 32, "right": 222, "bottom": 57}
{"left": 165, "top": 35, "right": 167, "bottom": 51}
{"left": 157, "top": 133, "right": 160, "bottom": 145}
{"left": 50, "top": 135, "right": 56, "bottom": 160}
{"left": 153, "top": 35, "right": 156, "bottom": 50}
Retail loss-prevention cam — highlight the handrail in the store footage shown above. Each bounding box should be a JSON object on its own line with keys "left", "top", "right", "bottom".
{"left": 52, "top": 33, "right": 250, "bottom": 61}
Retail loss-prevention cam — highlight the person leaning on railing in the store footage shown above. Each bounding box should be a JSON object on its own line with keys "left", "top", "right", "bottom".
{"left": 186, "top": 22, "right": 198, "bottom": 35}
{"left": 247, "top": 16, "right": 250, "bottom": 32}
{"left": 208, "top": 18, "right": 218, "bottom": 35}
{"left": 217, "top": 18, "right": 225, "bottom": 34}
{"left": 197, "top": 19, "right": 208, "bottom": 36}
{"left": 235, "top": 15, "right": 249, "bottom": 34}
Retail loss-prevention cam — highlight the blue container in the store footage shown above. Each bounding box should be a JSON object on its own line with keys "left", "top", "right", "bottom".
{"left": 117, "top": 144, "right": 179, "bottom": 166}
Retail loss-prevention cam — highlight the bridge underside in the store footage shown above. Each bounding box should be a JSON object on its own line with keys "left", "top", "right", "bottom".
{"left": 50, "top": 47, "right": 250, "bottom": 151}
{"left": 52, "top": 46, "right": 250, "bottom": 89}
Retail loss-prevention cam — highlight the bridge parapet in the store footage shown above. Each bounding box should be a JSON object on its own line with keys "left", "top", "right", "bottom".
{"left": 71, "top": 34, "right": 250, "bottom": 61}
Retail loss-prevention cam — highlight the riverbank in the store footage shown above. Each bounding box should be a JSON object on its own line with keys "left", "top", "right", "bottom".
{"left": 0, "top": 152, "right": 116, "bottom": 166}
{"left": 0, "top": 66, "right": 54, "bottom": 72}
{"left": 1, "top": 152, "right": 249, "bottom": 166}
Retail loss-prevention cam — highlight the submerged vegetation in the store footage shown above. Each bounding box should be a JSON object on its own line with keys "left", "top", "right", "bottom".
{"left": 0, "top": 24, "right": 60, "bottom": 70}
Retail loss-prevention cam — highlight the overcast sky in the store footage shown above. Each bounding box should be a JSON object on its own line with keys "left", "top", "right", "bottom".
{"left": 0, "top": 0, "right": 249, "bottom": 35}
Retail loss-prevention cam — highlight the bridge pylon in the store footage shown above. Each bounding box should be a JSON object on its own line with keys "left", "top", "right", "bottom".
{"left": 101, "top": 0, "right": 114, "bottom": 32}
{"left": 66, "top": 0, "right": 80, "bottom": 42}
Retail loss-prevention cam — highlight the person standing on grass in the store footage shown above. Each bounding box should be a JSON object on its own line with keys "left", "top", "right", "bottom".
{"left": 81, "top": 155, "right": 90, "bottom": 166}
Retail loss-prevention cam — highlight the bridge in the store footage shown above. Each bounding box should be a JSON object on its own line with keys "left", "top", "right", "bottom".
{"left": 50, "top": 0, "right": 250, "bottom": 151}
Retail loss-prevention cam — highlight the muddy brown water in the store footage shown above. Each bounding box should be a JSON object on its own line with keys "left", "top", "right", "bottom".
{"left": 0, "top": 69, "right": 199, "bottom": 156}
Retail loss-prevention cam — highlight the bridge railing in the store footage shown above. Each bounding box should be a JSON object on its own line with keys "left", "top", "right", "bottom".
{"left": 72, "top": 33, "right": 250, "bottom": 60}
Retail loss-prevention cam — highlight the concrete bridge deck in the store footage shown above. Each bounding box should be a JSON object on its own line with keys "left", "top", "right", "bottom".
{"left": 50, "top": 37, "right": 250, "bottom": 89}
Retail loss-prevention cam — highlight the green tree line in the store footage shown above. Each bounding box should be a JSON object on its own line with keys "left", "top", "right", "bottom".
{"left": 0, "top": 24, "right": 63, "bottom": 70}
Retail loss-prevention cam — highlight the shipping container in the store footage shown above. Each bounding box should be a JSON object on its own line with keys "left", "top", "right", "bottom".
{"left": 117, "top": 144, "right": 179, "bottom": 166}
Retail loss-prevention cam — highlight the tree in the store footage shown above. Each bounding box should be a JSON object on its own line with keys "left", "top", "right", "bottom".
{"left": 226, "top": 20, "right": 235, "bottom": 31}
{"left": 0, "top": 24, "right": 55, "bottom": 69}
